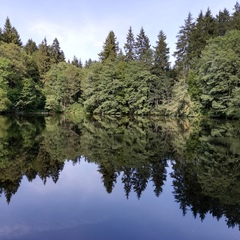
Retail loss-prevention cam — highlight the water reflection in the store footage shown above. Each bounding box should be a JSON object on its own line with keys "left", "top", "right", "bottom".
{"left": 172, "top": 119, "right": 240, "bottom": 229}
{"left": 0, "top": 115, "right": 240, "bottom": 233}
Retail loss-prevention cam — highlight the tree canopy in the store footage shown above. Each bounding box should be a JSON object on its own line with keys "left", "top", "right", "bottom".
{"left": 0, "top": 2, "right": 240, "bottom": 118}
{"left": 196, "top": 30, "right": 240, "bottom": 118}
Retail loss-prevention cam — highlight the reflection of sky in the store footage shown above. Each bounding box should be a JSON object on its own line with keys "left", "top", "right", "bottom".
{"left": 0, "top": 161, "right": 239, "bottom": 240}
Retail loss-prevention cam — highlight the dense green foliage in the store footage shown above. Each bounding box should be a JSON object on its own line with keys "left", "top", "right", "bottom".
{"left": 174, "top": 2, "right": 240, "bottom": 118}
{"left": 44, "top": 62, "right": 81, "bottom": 112}
{"left": 0, "top": 2, "right": 240, "bottom": 117}
{"left": 196, "top": 30, "right": 240, "bottom": 118}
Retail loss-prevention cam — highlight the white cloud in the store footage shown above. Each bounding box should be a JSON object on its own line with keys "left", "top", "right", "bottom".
{"left": 30, "top": 21, "right": 62, "bottom": 40}
{"left": 0, "top": 224, "right": 29, "bottom": 239}
{"left": 29, "top": 20, "right": 110, "bottom": 62}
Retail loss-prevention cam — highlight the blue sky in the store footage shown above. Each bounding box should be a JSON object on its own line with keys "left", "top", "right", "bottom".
{"left": 0, "top": 0, "right": 238, "bottom": 64}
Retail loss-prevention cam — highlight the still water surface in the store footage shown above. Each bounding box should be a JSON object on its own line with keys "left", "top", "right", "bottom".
{"left": 0, "top": 115, "right": 239, "bottom": 239}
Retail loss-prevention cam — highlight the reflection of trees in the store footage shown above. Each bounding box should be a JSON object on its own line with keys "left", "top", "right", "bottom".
{"left": 0, "top": 115, "right": 192, "bottom": 202}
{"left": 171, "top": 120, "right": 240, "bottom": 229}
{"left": 78, "top": 116, "right": 181, "bottom": 199}
{"left": 34, "top": 116, "right": 81, "bottom": 184}
{"left": 0, "top": 115, "right": 82, "bottom": 202}
{"left": 0, "top": 178, "right": 22, "bottom": 204}
{"left": 0, "top": 115, "right": 45, "bottom": 203}
{"left": 1, "top": 114, "right": 240, "bottom": 230}
{"left": 98, "top": 163, "right": 118, "bottom": 194}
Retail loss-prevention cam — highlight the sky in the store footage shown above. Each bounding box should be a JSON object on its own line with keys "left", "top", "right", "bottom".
{"left": 0, "top": 0, "right": 238, "bottom": 64}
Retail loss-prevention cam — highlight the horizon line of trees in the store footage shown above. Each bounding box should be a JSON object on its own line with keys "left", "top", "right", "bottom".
{"left": 0, "top": 2, "right": 240, "bottom": 117}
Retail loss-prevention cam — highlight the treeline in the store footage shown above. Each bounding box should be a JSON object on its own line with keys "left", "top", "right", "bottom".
{"left": 0, "top": 17, "right": 65, "bottom": 111}
{"left": 0, "top": 2, "right": 240, "bottom": 117}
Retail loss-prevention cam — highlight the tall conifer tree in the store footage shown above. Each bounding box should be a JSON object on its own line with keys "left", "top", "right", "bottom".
{"left": 173, "top": 12, "right": 194, "bottom": 77}
{"left": 203, "top": 8, "right": 218, "bottom": 36}
{"left": 24, "top": 39, "right": 38, "bottom": 54}
{"left": 135, "top": 27, "right": 151, "bottom": 62}
{"left": 189, "top": 11, "right": 205, "bottom": 60}
{"left": 50, "top": 38, "right": 65, "bottom": 64}
{"left": 35, "top": 38, "right": 51, "bottom": 76}
{"left": 216, "top": 8, "right": 231, "bottom": 36}
{"left": 124, "top": 26, "right": 135, "bottom": 62}
{"left": 2, "top": 17, "right": 22, "bottom": 46}
{"left": 99, "top": 31, "right": 119, "bottom": 62}
{"left": 189, "top": 9, "right": 217, "bottom": 61}
{"left": 71, "top": 56, "right": 82, "bottom": 68}
{"left": 232, "top": 2, "right": 240, "bottom": 30}
{"left": 152, "top": 30, "right": 170, "bottom": 75}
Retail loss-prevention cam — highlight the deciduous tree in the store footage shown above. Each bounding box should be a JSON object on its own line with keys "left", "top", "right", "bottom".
{"left": 43, "top": 62, "right": 82, "bottom": 111}
{"left": 196, "top": 30, "right": 240, "bottom": 118}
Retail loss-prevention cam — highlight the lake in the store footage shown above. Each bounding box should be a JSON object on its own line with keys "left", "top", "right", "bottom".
{"left": 0, "top": 114, "right": 239, "bottom": 240}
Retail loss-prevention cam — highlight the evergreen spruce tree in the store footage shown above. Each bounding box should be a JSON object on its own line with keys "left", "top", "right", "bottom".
{"left": 189, "top": 9, "right": 217, "bottom": 61}
{"left": 78, "top": 58, "right": 83, "bottom": 68}
{"left": 24, "top": 50, "right": 41, "bottom": 83}
{"left": 50, "top": 38, "right": 65, "bottom": 64}
{"left": 152, "top": 30, "right": 170, "bottom": 75}
{"left": 124, "top": 26, "right": 135, "bottom": 62}
{"left": 188, "top": 11, "right": 206, "bottom": 60}
{"left": 173, "top": 12, "right": 194, "bottom": 77}
{"left": 71, "top": 56, "right": 82, "bottom": 68}
{"left": 99, "top": 31, "right": 119, "bottom": 62}
{"left": 216, "top": 8, "right": 231, "bottom": 36}
{"left": 24, "top": 39, "right": 38, "bottom": 54}
{"left": 71, "top": 55, "right": 79, "bottom": 67}
{"left": 2, "top": 17, "right": 22, "bottom": 46}
{"left": 204, "top": 8, "right": 218, "bottom": 37}
{"left": 151, "top": 31, "right": 172, "bottom": 107}
{"left": 135, "top": 27, "right": 151, "bottom": 63}
{"left": 117, "top": 48, "right": 125, "bottom": 62}
{"left": 85, "top": 58, "right": 93, "bottom": 68}
{"left": 84, "top": 60, "right": 88, "bottom": 68}
{"left": 35, "top": 38, "right": 51, "bottom": 76}
{"left": 232, "top": 2, "right": 240, "bottom": 30}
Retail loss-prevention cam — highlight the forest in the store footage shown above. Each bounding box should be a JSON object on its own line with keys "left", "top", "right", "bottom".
{"left": 0, "top": 2, "right": 240, "bottom": 118}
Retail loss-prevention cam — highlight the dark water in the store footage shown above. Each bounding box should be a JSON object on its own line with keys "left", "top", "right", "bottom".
{"left": 0, "top": 115, "right": 239, "bottom": 239}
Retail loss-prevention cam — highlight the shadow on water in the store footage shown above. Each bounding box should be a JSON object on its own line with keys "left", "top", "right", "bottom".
{"left": 0, "top": 114, "right": 240, "bottom": 229}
